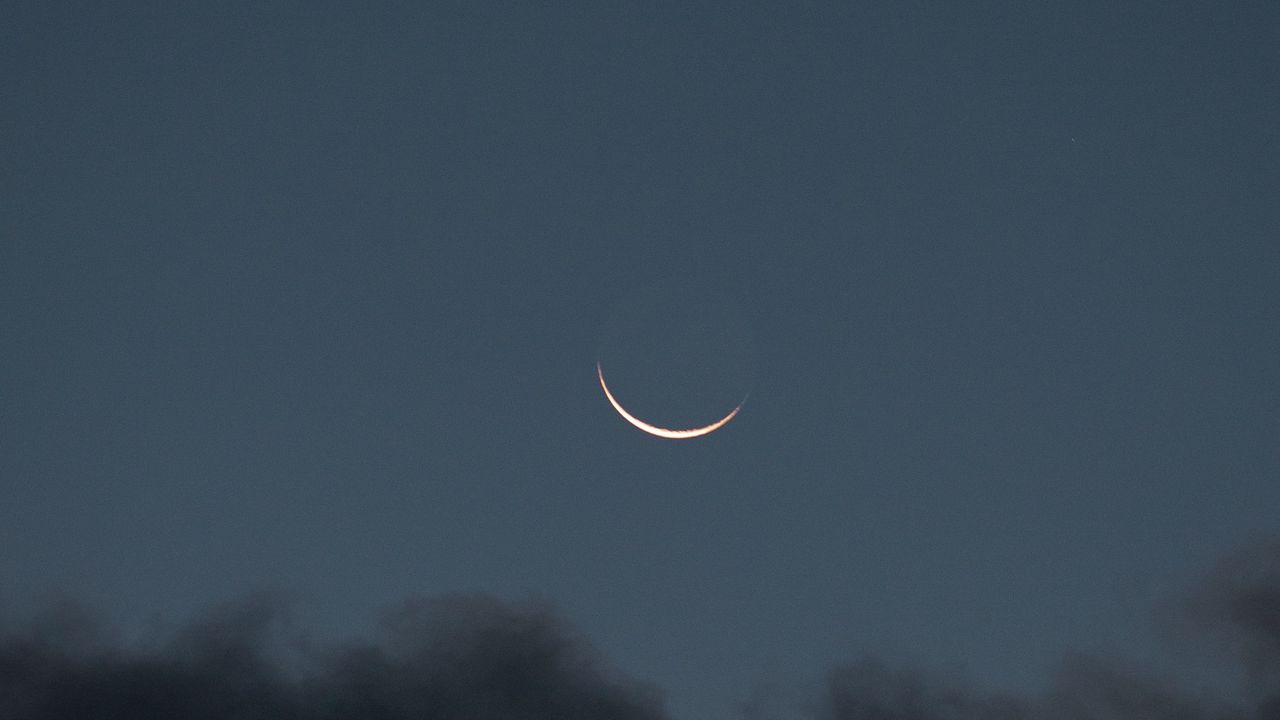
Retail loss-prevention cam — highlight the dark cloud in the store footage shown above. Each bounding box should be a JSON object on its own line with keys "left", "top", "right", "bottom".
{"left": 799, "top": 648, "right": 1248, "bottom": 720}
{"left": 1043, "top": 655, "right": 1242, "bottom": 720}
{"left": 820, "top": 660, "right": 1030, "bottom": 720}
{"left": 2, "top": 541, "right": 1278, "bottom": 720}
{"left": 1189, "top": 538, "right": 1280, "bottom": 694}
{"left": 0, "top": 593, "right": 666, "bottom": 720}
{"left": 752, "top": 540, "right": 1280, "bottom": 720}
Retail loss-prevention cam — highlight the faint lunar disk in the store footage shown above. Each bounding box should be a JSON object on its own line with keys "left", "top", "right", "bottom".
{"left": 595, "top": 277, "right": 753, "bottom": 439}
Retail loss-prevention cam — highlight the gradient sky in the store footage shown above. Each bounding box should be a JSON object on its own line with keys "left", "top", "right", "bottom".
{"left": 3, "top": 3, "right": 1279, "bottom": 719}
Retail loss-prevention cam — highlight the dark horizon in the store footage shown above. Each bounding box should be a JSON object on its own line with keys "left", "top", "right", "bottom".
{"left": 3, "top": 538, "right": 1279, "bottom": 718}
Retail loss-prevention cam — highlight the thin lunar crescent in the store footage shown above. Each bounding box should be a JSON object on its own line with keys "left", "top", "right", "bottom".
{"left": 597, "top": 362, "right": 745, "bottom": 439}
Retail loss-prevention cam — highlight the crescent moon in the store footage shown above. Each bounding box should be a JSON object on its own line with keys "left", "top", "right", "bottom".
{"left": 597, "top": 362, "right": 745, "bottom": 439}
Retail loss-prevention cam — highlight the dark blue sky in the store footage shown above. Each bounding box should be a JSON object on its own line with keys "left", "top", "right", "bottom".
{"left": 3, "top": 3, "right": 1278, "bottom": 718}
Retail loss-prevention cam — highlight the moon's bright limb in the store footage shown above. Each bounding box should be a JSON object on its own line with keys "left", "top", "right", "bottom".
{"left": 597, "top": 362, "right": 745, "bottom": 439}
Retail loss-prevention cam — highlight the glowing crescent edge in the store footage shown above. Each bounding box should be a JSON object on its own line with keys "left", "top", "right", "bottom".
{"left": 597, "top": 362, "right": 745, "bottom": 439}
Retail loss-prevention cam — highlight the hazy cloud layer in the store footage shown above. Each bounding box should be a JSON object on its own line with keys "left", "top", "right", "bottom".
{"left": 798, "top": 540, "right": 1280, "bottom": 720}
{"left": 0, "top": 593, "right": 665, "bottom": 720}
{"left": 1, "top": 540, "right": 1277, "bottom": 720}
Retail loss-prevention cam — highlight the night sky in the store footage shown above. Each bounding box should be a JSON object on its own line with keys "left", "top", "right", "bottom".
{"left": 3, "top": 3, "right": 1279, "bottom": 719}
